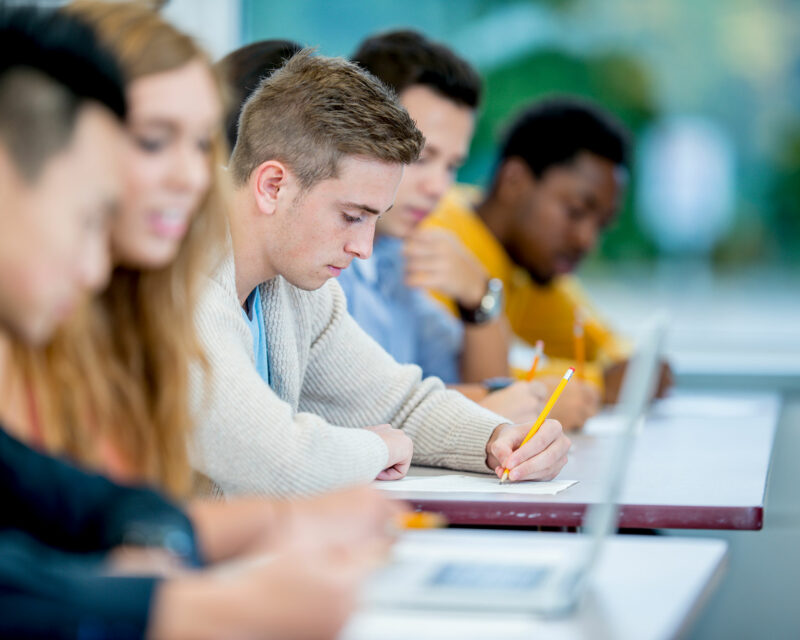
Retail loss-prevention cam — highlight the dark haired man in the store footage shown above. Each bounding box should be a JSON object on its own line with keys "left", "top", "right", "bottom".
{"left": 342, "top": 30, "right": 549, "bottom": 425}
{"left": 425, "top": 97, "right": 672, "bottom": 410}
{"left": 216, "top": 38, "right": 302, "bottom": 152}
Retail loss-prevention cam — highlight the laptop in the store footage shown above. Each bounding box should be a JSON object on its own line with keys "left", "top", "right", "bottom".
{"left": 362, "top": 315, "right": 669, "bottom": 616}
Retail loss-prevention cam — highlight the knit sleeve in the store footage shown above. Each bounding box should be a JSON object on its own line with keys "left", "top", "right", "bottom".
{"left": 301, "top": 280, "right": 506, "bottom": 474}
{"left": 189, "top": 274, "right": 389, "bottom": 498}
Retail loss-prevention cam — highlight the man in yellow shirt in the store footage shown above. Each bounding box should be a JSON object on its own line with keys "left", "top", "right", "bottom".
{"left": 424, "top": 97, "right": 672, "bottom": 404}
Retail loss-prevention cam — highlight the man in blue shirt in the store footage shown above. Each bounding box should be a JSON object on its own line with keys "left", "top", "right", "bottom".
{"left": 340, "top": 235, "right": 463, "bottom": 383}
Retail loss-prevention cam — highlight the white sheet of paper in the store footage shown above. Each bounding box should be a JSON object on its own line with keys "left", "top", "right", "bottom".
{"left": 374, "top": 475, "right": 577, "bottom": 495}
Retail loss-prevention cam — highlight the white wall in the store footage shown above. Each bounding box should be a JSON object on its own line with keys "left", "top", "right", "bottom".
{"left": 161, "top": 0, "right": 241, "bottom": 61}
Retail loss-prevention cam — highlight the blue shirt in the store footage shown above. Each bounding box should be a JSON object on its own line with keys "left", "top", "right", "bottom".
{"left": 338, "top": 236, "right": 463, "bottom": 383}
{"left": 241, "top": 286, "right": 270, "bottom": 384}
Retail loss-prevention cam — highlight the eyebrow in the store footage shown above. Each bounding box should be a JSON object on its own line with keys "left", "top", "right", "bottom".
{"left": 130, "top": 118, "right": 178, "bottom": 133}
{"left": 340, "top": 201, "right": 386, "bottom": 215}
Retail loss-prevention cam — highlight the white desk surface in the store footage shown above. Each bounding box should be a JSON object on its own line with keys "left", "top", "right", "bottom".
{"left": 381, "top": 391, "right": 781, "bottom": 529}
{"left": 342, "top": 530, "right": 728, "bottom": 640}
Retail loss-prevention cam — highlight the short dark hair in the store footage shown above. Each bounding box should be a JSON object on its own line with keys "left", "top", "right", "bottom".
{"left": 217, "top": 39, "right": 302, "bottom": 152}
{"left": 352, "top": 29, "right": 481, "bottom": 109}
{"left": 0, "top": 5, "right": 126, "bottom": 181}
{"left": 498, "top": 97, "right": 630, "bottom": 180}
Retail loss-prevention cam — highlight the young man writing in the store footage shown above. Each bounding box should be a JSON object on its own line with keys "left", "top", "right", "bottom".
{"left": 424, "top": 97, "right": 672, "bottom": 409}
{"left": 192, "top": 50, "right": 571, "bottom": 497}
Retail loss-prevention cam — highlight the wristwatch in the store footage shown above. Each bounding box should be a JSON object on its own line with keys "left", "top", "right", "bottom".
{"left": 482, "top": 376, "right": 515, "bottom": 392}
{"left": 457, "top": 278, "right": 504, "bottom": 325}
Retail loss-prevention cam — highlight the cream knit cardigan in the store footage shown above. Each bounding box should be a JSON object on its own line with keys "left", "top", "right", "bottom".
{"left": 190, "top": 255, "right": 506, "bottom": 497}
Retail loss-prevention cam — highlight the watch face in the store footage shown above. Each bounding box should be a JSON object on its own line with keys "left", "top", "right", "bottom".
{"left": 459, "top": 279, "right": 504, "bottom": 324}
{"left": 480, "top": 279, "right": 503, "bottom": 313}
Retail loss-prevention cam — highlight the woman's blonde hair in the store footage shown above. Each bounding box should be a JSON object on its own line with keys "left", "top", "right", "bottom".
{"left": 13, "top": 0, "right": 228, "bottom": 497}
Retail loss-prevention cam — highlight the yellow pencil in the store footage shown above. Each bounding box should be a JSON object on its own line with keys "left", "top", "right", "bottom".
{"left": 524, "top": 340, "right": 544, "bottom": 382}
{"left": 395, "top": 511, "right": 447, "bottom": 529}
{"left": 500, "top": 366, "right": 575, "bottom": 483}
{"left": 573, "top": 312, "right": 585, "bottom": 379}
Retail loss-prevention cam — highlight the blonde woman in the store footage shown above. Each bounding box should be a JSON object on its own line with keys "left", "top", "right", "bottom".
{"left": 0, "top": 0, "right": 398, "bottom": 582}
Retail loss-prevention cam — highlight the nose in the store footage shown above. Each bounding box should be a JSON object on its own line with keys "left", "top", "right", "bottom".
{"left": 344, "top": 220, "right": 376, "bottom": 260}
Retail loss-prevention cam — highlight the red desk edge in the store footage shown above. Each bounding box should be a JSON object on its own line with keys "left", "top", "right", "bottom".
{"left": 402, "top": 497, "right": 763, "bottom": 530}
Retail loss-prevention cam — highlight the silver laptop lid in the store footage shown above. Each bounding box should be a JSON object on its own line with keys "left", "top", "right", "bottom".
{"left": 578, "top": 315, "right": 669, "bottom": 567}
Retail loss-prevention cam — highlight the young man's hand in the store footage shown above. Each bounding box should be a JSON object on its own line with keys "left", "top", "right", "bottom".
{"left": 403, "top": 228, "right": 488, "bottom": 307}
{"left": 539, "top": 375, "right": 601, "bottom": 431}
{"left": 478, "top": 380, "right": 547, "bottom": 424}
{"left": 366, "top": 424, "right": 414, "bottom": 480}
{"left": 485, "top": 419, "right": 571, "bottom": 482}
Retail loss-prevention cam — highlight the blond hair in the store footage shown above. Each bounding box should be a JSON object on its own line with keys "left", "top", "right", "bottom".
{"left": 12, "top": 0, "right": 228, "bottom": 497}
{"left": 230, "top": 49, "right": 424, "bottom": 188}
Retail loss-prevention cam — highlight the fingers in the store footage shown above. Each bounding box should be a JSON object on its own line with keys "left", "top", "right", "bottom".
{"left": 504, "top": 419, "right": 571, "bottom": 481}
{"left": 486, "top": 433, "right": 515, "bottom": 473}
{"left": 528, "top": 381, "right": 548, "bottom": 402}
{"left": 364, "top": 423, "right": 393, "bottom": 434}
{"left": 406, "top": 227, "right": 451, "bottom": 246}
{"left": 376, "top": 465, "right": 407, "bottom": 481}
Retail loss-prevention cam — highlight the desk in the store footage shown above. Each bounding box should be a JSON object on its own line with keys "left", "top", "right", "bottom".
{"left": 342, "top": 530, "right": 728, "bottom": 640}
{"left": 384, "top": 392, "right": 780, "bottom": 530}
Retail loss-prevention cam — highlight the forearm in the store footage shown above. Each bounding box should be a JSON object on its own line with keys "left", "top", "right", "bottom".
{"left": 192, "top": 281, "right": 389, "bottom": 497}
{"left": 147, "top": 574, "right": 235, "bottom": 640}
{"left": 447, "top": 383, "right": 489, "bottom": 403}
{"left": 459, "top": 318, "right": 510, "bottom": 382}
{"left": 187, "top": 497, "right": 284, "bottom": 563}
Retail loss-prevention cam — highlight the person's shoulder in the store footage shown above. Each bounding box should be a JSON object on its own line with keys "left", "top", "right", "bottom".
{"left": 198, "top": 253, "right": 238, "bottom": 311}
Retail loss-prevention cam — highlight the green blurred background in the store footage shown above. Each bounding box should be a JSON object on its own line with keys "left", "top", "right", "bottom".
{"left": 241, "top": 0, "right": 800, "bottom": 267}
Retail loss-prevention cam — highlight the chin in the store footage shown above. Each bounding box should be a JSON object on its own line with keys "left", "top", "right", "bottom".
{"left": 289, "top": 275, "right": 328, "bottom": 292}
{"left": 121, "top": 248, "right": 179, "bottom": 271}
{"left": 19, "top": 316, "right": 53, "bottom": 347}
{"left": 528, "top": 267, "right": 557, "bottom": 287}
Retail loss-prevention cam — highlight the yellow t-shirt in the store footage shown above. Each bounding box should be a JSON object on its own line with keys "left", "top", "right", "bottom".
{"left": 422, "top": 185, "right": 630, "bottom": 391}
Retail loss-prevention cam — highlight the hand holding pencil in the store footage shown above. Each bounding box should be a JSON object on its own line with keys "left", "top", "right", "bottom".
{"left": 484, "top": 369, "right": 573, "bottom": 483}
